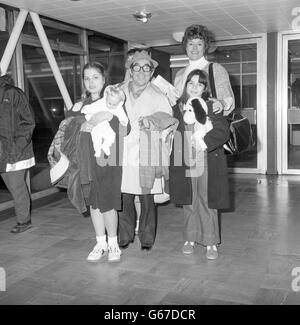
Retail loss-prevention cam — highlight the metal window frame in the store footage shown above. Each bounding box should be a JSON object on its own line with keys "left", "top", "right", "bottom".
{"left": 277, "top": 31, "right": 300, "bottom": 174}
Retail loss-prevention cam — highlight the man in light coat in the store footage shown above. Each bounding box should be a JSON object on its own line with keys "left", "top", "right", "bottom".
{"left": 119, "top": 51, "right": 172, "bottom": 251}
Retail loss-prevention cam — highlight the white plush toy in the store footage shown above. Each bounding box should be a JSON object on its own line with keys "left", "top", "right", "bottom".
{"left": 183, "top": 97, "right": 213, "bottom": 152}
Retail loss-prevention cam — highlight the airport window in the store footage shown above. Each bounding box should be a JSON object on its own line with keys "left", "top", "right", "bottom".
{"left": 211, "top": 44, "right": 257, "bottom": 110}
{"left": 88, "top": 31, "right": 126, "bottom": 85}
{"left": 22, "top": 18, "right": 82, "bottom": 46}
{"left": 211, "top": 44, "right": 258, "bottom": 169}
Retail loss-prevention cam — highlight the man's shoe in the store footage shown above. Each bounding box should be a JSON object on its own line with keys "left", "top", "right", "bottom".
{"left": 182, "top": 241, "right": 194, "bottom": 255}
{"left": 206, "top": 245, "right": 218, "bottom": 260}
{"left": 87, "top": 243, "right": 107, "bottom": 263}
{"left": 141, "top": 245, "right": 152, "bottom": 251}
{"left": 119, "top": 242, "right": 130, "bottom": 250}
{"left": 10, "top": 221, "right": 32, "bottom": 234}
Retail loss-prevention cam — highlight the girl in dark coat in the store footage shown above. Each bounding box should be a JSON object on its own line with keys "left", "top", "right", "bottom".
{"left": 67, "top": 62, "right": 130, "bottom": 263}
{"left": 169, "top": 69, "right": 230, "bottom": 260}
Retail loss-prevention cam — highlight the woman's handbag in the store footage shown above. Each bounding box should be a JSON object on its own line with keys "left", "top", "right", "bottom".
{"left": 223, "top": 112, "right": 255, "bottom": 155}
{"left": 208, "top": 63, "right": 255, "bottom": 155}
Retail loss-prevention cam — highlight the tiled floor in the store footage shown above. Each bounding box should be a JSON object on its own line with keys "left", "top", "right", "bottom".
{"left": 1, "top": 174, "right": 300, "bottom": 305}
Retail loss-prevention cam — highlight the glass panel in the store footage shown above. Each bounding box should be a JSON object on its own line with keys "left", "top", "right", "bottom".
{"left": 0, "top": 7, "right": 14, "bottom": 79}
{"left": 210, "top": 43, "right": 257, "bottom": 169}
{"left": 88, "top": 31, "right": 126, "bottom": 85}
{"left": 23, "top": 20, "right": 81, "bottom": 46}
{"left": 22, "top": 45, "right": 81, "bottom": 193}
{"left": 288, "top": 39, "right": 300, "bottom": 169}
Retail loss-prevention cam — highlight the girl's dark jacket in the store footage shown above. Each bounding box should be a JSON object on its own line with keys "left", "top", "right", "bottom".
{"left": 0, "top": 75, "right": 35, "bottom": 172}
{"left": 169, "top": 101, "right": 230, "bottom": 209}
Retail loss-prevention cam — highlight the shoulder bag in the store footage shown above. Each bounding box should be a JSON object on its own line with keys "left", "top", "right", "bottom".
{"left": 208, "top": 63, "right": 255, "bottom": 155}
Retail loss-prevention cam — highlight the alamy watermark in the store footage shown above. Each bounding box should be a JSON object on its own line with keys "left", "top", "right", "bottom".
{"left": 0, "top": 267, "right": 5, "bottom": 292}
{"left": 291, "top": 267, "right": 300, "bottom": 292}
{"left": 96, "top": 129, "right": 205, "bottom": 174}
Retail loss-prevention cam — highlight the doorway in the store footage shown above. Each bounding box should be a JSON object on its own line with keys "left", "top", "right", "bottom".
{"left": 278, "top": 32, "right": 300, "bottom": 174}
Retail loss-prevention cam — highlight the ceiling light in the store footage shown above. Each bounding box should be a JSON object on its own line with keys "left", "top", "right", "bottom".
{"left": 133, "top": 10, "right": 152, "bottom": 23}
{"left": 172, "top": 32, "right": 184, "bottom": 43}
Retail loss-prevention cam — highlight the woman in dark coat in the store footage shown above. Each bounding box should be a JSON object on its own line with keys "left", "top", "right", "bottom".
{"left": 169, "top": 69, "right": 230, "bottom": 260}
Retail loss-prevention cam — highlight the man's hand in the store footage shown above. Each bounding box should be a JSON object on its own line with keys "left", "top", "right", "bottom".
{"left": 88, "top": 111, "right": 113, "bottom": 127}
{"left": 161, "top": 126, "right": 174, "bottom": 143}
{"left": 166, "top": 86, "right": 179, "bottom": 106}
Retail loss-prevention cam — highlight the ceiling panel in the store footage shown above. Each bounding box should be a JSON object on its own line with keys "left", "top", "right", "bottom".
{"left": 0, "top": 0, "right": 298, "bottom": 49}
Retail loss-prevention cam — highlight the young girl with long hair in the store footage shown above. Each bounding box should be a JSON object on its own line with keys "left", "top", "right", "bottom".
{"left": 169, "top": 69, "right": 230, "bottom": 260}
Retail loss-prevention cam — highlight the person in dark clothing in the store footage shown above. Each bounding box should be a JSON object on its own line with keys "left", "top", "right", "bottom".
{"left": 0, "top": 69, "right": 35, "bottom": 234}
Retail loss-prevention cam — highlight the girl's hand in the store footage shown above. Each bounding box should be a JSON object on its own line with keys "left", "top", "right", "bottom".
{"left": 210, "top": 98, "right": 224, "bottom": 114}
{"left": 80, "top": 121, "right": 93, "bottom": 132}
{"left": 88, "top": 111, "right": 113, "bottom": 127}
{"left": 191, "top": 131, "right": 207, "bottom": 151}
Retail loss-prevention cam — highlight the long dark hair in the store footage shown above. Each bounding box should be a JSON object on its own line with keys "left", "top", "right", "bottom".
{"left": 82, "top": 61, "right": 106, "bottom": 99}
{"left": 179, "top": 69, "right": 210, "bottom": 105}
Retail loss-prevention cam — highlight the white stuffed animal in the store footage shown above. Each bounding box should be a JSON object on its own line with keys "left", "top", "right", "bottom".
{"left": 183, "top": 97, "right": 213, "bottom": 151}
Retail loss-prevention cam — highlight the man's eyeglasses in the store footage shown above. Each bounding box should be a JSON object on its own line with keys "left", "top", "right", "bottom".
{"left": 131, "top": 64, "right": 153, "bottom": 72}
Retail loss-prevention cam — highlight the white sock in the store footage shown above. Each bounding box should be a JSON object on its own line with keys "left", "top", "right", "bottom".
{"left": 108, "top": 236, "right": 118, "bottom": 247}
{"left": 96, "top": 235, "right": 107, "bottom": 248}
{"left": 184, "top": 241, "right": 194, "bottom": 246}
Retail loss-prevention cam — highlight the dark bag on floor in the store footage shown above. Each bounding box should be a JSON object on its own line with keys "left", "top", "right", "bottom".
{"left": 208, "top": 63, "right": 255, "bottom": 155}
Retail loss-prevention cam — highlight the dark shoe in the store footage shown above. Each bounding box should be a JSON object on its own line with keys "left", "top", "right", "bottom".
{"left": 119, "top": 242, "right": 130, "bottom": 250}
{"left": 82, "top": 206, "right": 91, "bottom": 218}
{"left": 10, "top": 221, "right": 32, "bottom": 234}
{"left": 141, "top": 245, "right": 152, "bottom": 251}
{"left": 82, "top": 211, "right": 90, "bottom": 218}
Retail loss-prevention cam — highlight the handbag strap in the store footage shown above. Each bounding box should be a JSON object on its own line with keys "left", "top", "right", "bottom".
{"left": 208, "top": 63, "right": 217, "bottom": 98}
{"left": 209, "top": 62, "right": 235, "bottom": 119}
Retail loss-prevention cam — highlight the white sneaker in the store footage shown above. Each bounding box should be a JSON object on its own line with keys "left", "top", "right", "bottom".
{"left": 154, "top": 192, "right": 170, "bottom": 204}
{"left": 87, "top": 243, "right": 107, "bottom": 263}
{"left": 182, "top": 241, "right": 195, "bottom": 255}
{"left": 206, "top": 245, "right": 218, "bottom": 260}
{"left": 108, "top": 245, "right": 122, "bottom": 263}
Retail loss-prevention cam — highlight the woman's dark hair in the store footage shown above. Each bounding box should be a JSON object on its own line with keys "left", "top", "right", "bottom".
{"left": 82, "top": 61, "right": 105, "bottom": 79}
{"left": 182, "top": 24, "right": 211, "bottom": 55}
{"left": 179, "top": 69, "right": 210, "bottom": 104}
{"left": 82, "top": 61, "right": 106, "bottom": 99}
